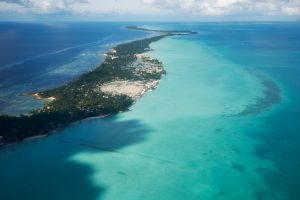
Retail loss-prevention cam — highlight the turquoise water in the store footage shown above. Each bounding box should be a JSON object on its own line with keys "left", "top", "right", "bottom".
{"left": 0, "top": 23, "right": 300, "bottom": 200}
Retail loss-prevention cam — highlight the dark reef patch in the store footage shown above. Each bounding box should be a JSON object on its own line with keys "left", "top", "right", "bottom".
{"left": 237, "top": 70, "right": 281, "bottom": 116}
{"left": 231, "top": 162, "right": 246, "bottom": 172}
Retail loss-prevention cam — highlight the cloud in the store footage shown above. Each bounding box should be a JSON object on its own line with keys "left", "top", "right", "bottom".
{"left": 0, "top": 0, "right": 88, "bottom": 13}
{"left": 0, "top": 1, "right": 26, "bottom": 13}
{"left": 142, "top": 0, "right": 300, "bottom": 16}
{"left": 0, "top": 0, "right": 299, "bottom": 19}
{"left": 68, "top": 0, "right": 156, "bottom": 15}
{"left": 283, "top": 6, "right": 300, "bottom": 15}
{"left": 0, "top": 0, "right": 162, "bottom": 15}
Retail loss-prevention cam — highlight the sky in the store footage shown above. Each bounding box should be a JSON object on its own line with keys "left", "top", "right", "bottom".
{"left": 0, "top": 0, "right": 299, "bottom": 21}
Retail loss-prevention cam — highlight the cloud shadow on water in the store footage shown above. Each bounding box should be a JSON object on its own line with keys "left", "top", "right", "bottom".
{"left": 0, "top": 116, "right": 152, "bottom": 200}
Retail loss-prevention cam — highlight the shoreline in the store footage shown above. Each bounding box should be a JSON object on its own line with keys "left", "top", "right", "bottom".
{"left": 20, "top": 93, "right": 56, "bottom": 103}
{"left": 23, "top": 134, "right": 48, "bottom": 142}
{"left": 0, "top": 26, "right": 195, "bottom": 147}
{"left": 0, "top": 114, "right": 111, "bottom": 148}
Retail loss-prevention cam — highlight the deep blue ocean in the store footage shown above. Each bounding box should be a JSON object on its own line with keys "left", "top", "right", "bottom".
{"left": 0, "top": 22, "right": 300, "bottom": 200}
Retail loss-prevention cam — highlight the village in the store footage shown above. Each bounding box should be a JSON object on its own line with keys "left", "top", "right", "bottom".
{"left": 97, "top": 51, "right": 165, "bottom": 100}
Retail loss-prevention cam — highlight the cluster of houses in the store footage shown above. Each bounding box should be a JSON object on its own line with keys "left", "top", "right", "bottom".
{"left": 133, "top": 54, "right": 164, "bottom": 76}
{"left": 96, "top": 53, "right": 164, "bottom": 101}
{"left": 104, "top": 49, "right": 118, "bottom": 62}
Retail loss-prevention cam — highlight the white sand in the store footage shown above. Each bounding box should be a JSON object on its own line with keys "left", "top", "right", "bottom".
{"left": 99, "top": 80, "right": 159, "bottom": 100}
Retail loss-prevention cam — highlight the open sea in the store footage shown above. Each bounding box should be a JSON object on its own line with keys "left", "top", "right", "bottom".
{"left": 0, "top": 22, "right": 300, "bottom": 200}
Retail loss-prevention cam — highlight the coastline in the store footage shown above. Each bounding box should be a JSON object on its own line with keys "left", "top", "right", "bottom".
{"left": 21, "top": 93, "right": 56, "bottom": 103}
{"left": 0, "top": 26, "right": 195, "bottom": 147}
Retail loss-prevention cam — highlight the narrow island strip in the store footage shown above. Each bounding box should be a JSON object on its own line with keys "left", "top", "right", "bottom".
{"left": 0, "top": 27, "right": 196, "bottom": 146}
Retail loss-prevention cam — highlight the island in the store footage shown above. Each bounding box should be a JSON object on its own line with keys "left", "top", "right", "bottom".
{"left": 0, "top": 27, "right": 196, "bottom": 146}
{"left": 126, "top": 26, "right": 198, "bottom": 35}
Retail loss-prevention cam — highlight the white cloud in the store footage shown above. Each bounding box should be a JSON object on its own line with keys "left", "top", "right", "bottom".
{"left": 0, "top": 0, "right": 163, "bottom": 15}
{"left": 142, "top": 0, "right": 300, "bottom": 16}
{"left": 69, "top": 0, "right": 155, "bottom": 15}
{"left": 0, "top": 1, "right": 26, "bottom": 13}
{"left": 282, "top": 6, "right": 300, "bottom": 15}
{"left": 24, "top": 0, "right": 67, "bottom": 13}
{"left": 281, "top": 0, "right": 300, "bottom": 16}
{"left": 23, "top": 0, "right": 90, "bottom": 13}
{"left": 0, "top": 0, "right": 299, "bottom": 19}
{"left": 0, "top": 0, "right": 88, "bottom": 13}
